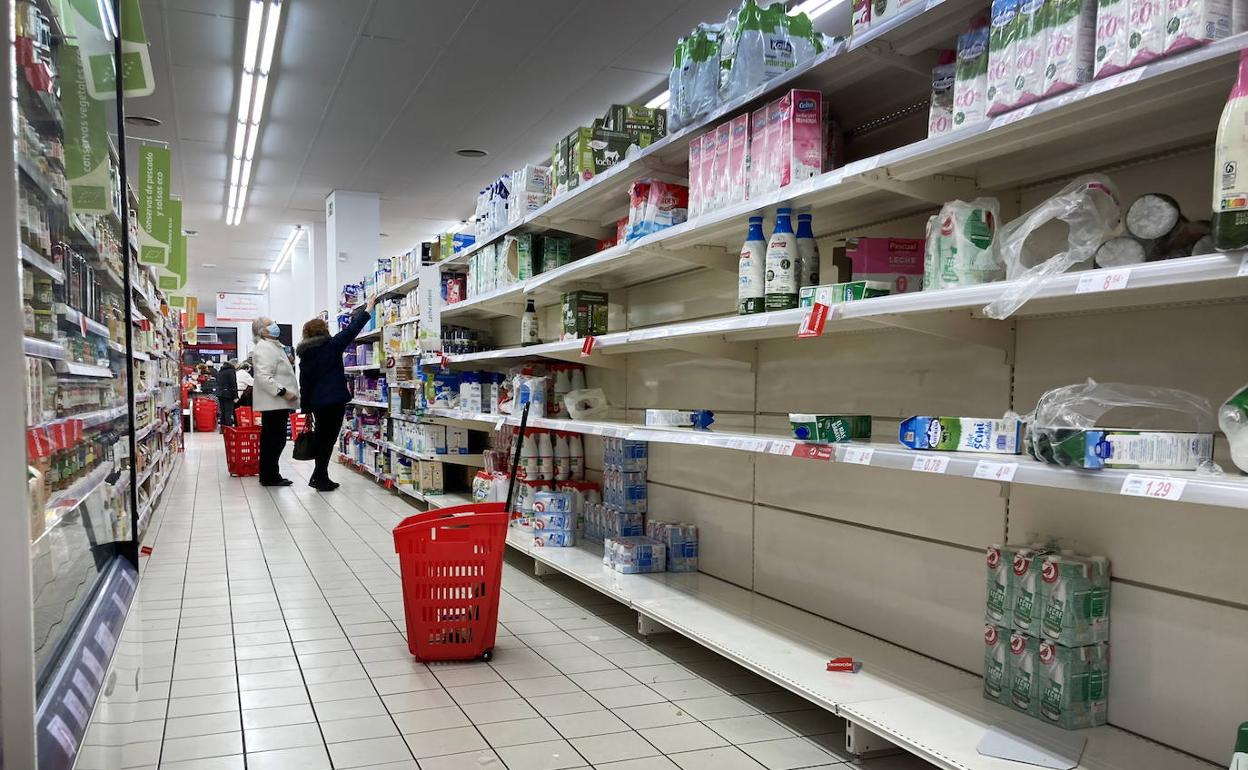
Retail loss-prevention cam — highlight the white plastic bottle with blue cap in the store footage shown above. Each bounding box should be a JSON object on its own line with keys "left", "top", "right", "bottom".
{"left": 765, "top": 207, "right": 798, "bottom": 311}
{"left": 738, "top": 215, "right": 766, "bottom": 314}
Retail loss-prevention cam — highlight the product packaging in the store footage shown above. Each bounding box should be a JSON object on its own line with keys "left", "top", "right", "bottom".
{"left": 1037, "top": 640, "right": 1110, "bottom": 729}
{"left": 1127, "top": 0, "right": 1166, "bottom": 66}
{"left": 1219, "top": 384, "right": 1248, "bottom": 473}
{"left": 1007, "top": 630, "right": 1042, "bottom": 716}
{"left": 774, "top": 90, "right": 824, "bottom": 189}
{"left": 929, "top": 50, "right": 957, "bottom": 137}
{"left": 645, "top": 409, "right": 716, "bottom": 429}
{"left": 1044, "top": 0, "right": 1098, "bottom": 96}
{"left": 987, "top": 0, "right": 1021, "bottom": 116}
{"left": 532, "top": 491, "right": 574, "bottom": 517}
{"left": 542, "top": 237, "right": 571, "bottom": 271}
{"left": 899, "top": 416, "right": 1023, "bottom": 454}
{"left": 1094, "top": 0, "right": 1132, "bottom": 78}
{"left": 1012, "top": 0, "right": 1047, "bottom": 107}
{"left": 566, "top": 126, "right": 634, "bottom": 192}
{"left": 846, "top": 237, "right": 925, "bottom": 294}
{"left": 534, "top": 530, "right": 576, "bottom": 547}
{"left": 447, "top": 426, "right": 469, "bottom": 455}
{"left": 503, "top": 234, "right": 539, "bottom": 281}
{"left": 984, "top": 625, "right": 1010, "bottom": 705}
{"left": 852, "top": 0, "right": 871, "bottom": 35}
{"left": 1165, "top": 0, "right": 1232, "bottom": 52}
{"left": 726, "top": 114, "right": 751, "bottom": 207}
{"left": 954, "top": 18, "right": 991, "bottom": 129}
{"left": 646, "top": 521, "right": 699, "bottom": 572}
{"left": 560, "top": 291, "right": 609, "bottom": 341}
{"left": 626, "top": 179, "right": 689, "bottom": 241}
{"left": 924, "top": 198, "right": 1002, "bottom": 290}
{"left": 1039, "top": 551, "right": 1111, "bottom": 646}
{"left": 688, "top": 131, "right": 704, "bottom": 218}
{"left": 713, "top": 122, "right": 732, "bottom": 212}
{"left": 749, "top": 107, "right": 770, "bottom": 200}
{"left": 789, "top": 414, "right": 872, "bottom": 443}
{"left": 602, "top": 104, "right": 668, "bottom": 144}
{"left": 798, "top": 281, "right": 891, "bottom": 307}
{"left": 603, "top": 536, "right": 667, "bottom": 574}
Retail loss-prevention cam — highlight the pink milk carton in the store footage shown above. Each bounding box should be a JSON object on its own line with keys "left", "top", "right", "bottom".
{"left": 699, "top": 131, "right": 718, "bottom": 217}
{"left": 776, "top": 89, "right": 824, "bottom": 189}
{"left": 1094, "top": 0, "right": 1131, "bottom": 78}
{"left": 688, "top": 133, "right": 704, "bottom": 218}
{"left": 1044, "top": 0, "right": 1097, "bottom": 96}
{"left": 764, "top": 98, "right": 786, "bottom": 194}
{"left": 713, "top": 122, "right": 731, "bottom": 212}
{"left": 1127, "top": 0, "right": 1166, "bottom": 65}
{"left": 1164, "top": 0, "right": 1233, "bottom": 54}
{"left": 1012, "top": 0, "right": 1048, "bottom": 107}
{"left": 748, "top": 107, "right": 770, "bottom": 199}
{"left": 847, "top": 237, "right": 926, "bottom": 294}
{"left": 726, "top": 114, "right": 750, "bottom": 206}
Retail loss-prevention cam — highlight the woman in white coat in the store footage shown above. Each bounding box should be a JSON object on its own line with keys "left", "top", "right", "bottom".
{"left": 251, "top": 317, "right": 299, "bottom": 486}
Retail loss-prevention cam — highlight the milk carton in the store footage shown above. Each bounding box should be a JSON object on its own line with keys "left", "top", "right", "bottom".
{"left": 775, "top": 90, "right": 824, "bottom": 189}
{"left": 954, "top": 20, "right": 991, "bottom": 129}
{"left": 1095, "top": 0, "right": 1132, "bottom": 77}
{"left": 700, "top": 131, "right": 719, "bottom": 215}
{"left": 1007, "top": 630, "right": 1041, "bottom": 716}
{"left": 764, "top": 98, "right": 786, "bottom": 194}
{"left": 749, "top": 107, "right": 770, "bottom": 199}
{"left": 899, "top": 416, "right": 1024, "bottom": 454}
{"left": 1044, "top": 0, "right": 1098, "bottom": 96}
{"left": 1011, "top": 546, "right": 1050, "bottom": 636}
{"left": 925, "top": 198, "right": 1002, "bottom": 289}
{"left": 1037, "top": 640, "right": 1110, "bottom": 728}
{"left": 987, "top": 0, "right": 1022, "bottom": 116}
{"left": 1127, "top": 0, "right": 1166, "bottom": 66}
{"left": 1013, "top": 0, "right": 1048, "bottom": 107}
{"left": 688, "top": 130, "right": 704, "bottom": 217}
{"left": 986, "top": 545, "right": 1015, "bottom": 623}
{"left": 1040, "top": 552, "right": 1111, "bottom": 646}
{"left": 1164, "top": 0, "right": 1233, "bottom": 53}
{"left": 726, "top": 114, "right": 750, "bottom": 207}
{"left": 984, "top": 625, "right": 1010, "bottom": 705}
{"left": 852, "top": 0, "right": 871, "bottom": 35}
{"left": 847, "top": 237, "right": 925, "bottom": 294}
{"left": 713, "top": 122, "right": 732, "bottom": 211}
{"left": 929, "top": 50, "right": 957, "bottom": 137}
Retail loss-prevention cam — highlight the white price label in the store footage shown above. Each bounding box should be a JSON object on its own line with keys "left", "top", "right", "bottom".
{"left": 1076, "top": 268, "right": 1130, "bottom": 293}
{"left": 494, "top": 417, "right": 506, "bottom": 431}
{"left": 1120, "top": 474, "right": 1187, "bottom": 501}
{"left": 94, "top": 624, "right": 116, "bottom": 657}
{"left": 912, "top": 455, "right": 950, "bottom": 474}
{"left": 990, "top": 104, "right": 1035, "bottom": 130}
{"left": 842, "top": 446, "right": 875, "bottom": 465}
{"left": 80, "top": 649, "right": 103, "bottom": 684}
{"left": 741, "top": 439, "right": 769, "bottom": 453}
{"left": 62, "top": 691, "right": 89, "bottom": 730}
{"left": 768, "top": 440, "right": 796, "bottom": 456}
{"left": 71, "top": 670, "right": 94, "bottom": 702}
{"left": 1238, "top": 254, "right": 1248, "bottom": 277}
{"left": 1089, "top": 67, "right": 1144, "bottom": 96}
{"left": 973, "top": 460, "right": 1018, "bottom": 482}
{"left": 46, "top": 715, "right": 77, "bottom": 757}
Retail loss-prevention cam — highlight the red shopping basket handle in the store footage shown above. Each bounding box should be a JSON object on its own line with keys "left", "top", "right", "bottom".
{"left": 394, "top": 503, "right": 509, "bottom": 552}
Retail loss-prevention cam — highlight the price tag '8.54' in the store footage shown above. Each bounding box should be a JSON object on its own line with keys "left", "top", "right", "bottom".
{"left": 1120, "top": 474, "right": 1187, "bottom": 501}
{"left": 1076, "top": 268, "right": 1130, "bottom": 293}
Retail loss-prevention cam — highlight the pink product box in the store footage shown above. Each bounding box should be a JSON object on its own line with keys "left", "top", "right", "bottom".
{"left": 774, "top": 89, "right": 824, "bottom": 189}
{"left": 847, "top": 237, "right": 926, "bottom": 294}
{"left": 726, "top": 114, "right": 750, "bottom": 206}
{"left": 748, "top": 107, "right": 770, "bottom": 200}
{"left": 713, "top": 122, "right": 731, "bottom": 212}
{"left": 699, "top": 131, "right": 718, "bottom": 220}
{"left": 688, "top": 135, "right": 704, "bottom": 218}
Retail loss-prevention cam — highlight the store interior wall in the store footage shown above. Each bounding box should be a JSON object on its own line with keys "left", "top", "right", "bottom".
{"left": 467, "top": 149, "right": 1246, "bottom": 766}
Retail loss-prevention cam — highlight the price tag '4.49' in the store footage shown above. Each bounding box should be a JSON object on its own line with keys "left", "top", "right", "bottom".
{"left": 973, "top": 460, "right": 1018, "bottom": 482}
{"left": 1120, "top": 474, "right": 1187, "bottom": 501}
{"left": 912, "top": 455, "right": 950, "bottom": 474}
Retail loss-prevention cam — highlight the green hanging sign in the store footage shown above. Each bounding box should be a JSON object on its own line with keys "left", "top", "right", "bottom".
{"left": 159, "top": 198, "right": 187, "bottom": 291}
{"left": 59, "top": 44, "right": 112, "bottom": 213}
{"left": 64, "top": 0, "right": 155, "bottom": 99}
{"left": 137, "top": 145, "right": 170, "bottom": 266}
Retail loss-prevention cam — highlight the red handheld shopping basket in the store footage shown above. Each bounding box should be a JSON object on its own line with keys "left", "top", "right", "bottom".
{"left": 393, "top": 502, "right": 509, "bottom": 662}
{"left": 223, "top": 426, "right": 261, "bottom": 477}
{"left": 290, "top": 413, "right": 309, "bottom": 442}
{"left": 234, "top": 406, "right": 257, "bottom": 427}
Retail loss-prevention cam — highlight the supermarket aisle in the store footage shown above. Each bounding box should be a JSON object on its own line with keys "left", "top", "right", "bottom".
{"left": 80, "top": 433, "right": 936, "bottom": 770}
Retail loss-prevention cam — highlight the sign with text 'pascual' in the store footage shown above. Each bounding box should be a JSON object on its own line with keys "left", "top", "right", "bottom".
{"left": 215, "top": 292, "right": 268, "bottom": 322}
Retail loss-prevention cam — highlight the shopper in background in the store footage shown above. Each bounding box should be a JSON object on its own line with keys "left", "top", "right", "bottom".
{"left": 251, "top": 317, "right": 300, "bottom": 486}
{"left": 236, "top": 359, "right": 254, "bottom": 408}
{"left": 215, "top": 359, "right": 238, "bottom": 430}
{"left": 296, "top": 298, "right": 374, "bottom": 491}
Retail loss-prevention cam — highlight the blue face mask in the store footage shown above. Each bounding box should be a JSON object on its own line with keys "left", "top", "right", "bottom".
{"left": 266, "top": 323, "right": 280, "bottom": 337}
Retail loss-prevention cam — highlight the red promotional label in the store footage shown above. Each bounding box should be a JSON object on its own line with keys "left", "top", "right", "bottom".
{"left": 139, "top": 546, "right": 153, "bottom": 556}
{"left": 826, "top": 657, "right": 856, "bottom": 672}
{"left": 793, "top": 443, "right": 834, "bottom": 462}
{"left": 797, "top": 303, "right": 830, "bottom": 339}
{"left": 580, "top": 336, "right": 596, "bottom": 357}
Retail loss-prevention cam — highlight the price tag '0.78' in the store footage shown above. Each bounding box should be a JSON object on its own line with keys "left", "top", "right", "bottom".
{"left": 1120, "top": 474, "right": 1187, "bottom": 501}
{"left": 1076, "top": 268, "right": 1130, "bottom": 294}
{"left": 973, "top": 460, "right": 1018, "bottom": 482}
{"left": 912, "top": 455, "right": 950, "bottom": 474}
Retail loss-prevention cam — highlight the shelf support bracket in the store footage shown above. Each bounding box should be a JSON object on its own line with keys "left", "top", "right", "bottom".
{"left": 858, "top": 170, "right": 980, "bottom": 205}
{"left": 533, "top": 560, "right": 558, "bottom": 578}
{"left": 867, "top": 311, "right": 1015, "bottom": 361}
{"left": 637, "top": 613, "right": 673, "bottom": 636}
{"left": 636, "top": 338, "right": 756, "bottom": 367}
{"left": 660, "top": 245, "right": 737, "bottom": 274}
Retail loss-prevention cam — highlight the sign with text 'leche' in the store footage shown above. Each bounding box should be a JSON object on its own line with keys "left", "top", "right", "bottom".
{"left": 215, "top": 292, "right": 268, "bottom": 322}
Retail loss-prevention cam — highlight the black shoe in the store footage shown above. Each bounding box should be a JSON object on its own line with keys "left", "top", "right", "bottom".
{"left": 310, "top": 478, "right": 339, "bottom": 491}
{"left": 260, "top": 477, "right": 293, "bottom": 487}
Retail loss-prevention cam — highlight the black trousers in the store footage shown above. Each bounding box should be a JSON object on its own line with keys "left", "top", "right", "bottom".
{"left": 218, "top": 397, "right": 236, "bottom": 427}
{"left": 310, "top": 403, "right": 347, "bottom": 482}
{"left": 259, "top": 409, "right": 290, "bottom": 482}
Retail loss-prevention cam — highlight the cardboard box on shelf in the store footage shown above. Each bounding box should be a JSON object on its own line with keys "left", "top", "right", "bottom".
{"left": 561, "top": 290, "right": 609, "bottom": 341}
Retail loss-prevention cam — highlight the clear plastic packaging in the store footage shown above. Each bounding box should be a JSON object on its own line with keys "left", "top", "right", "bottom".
{"left": 982, "top": 175, "right": 1121, "bottom": 319}
{"left": 1219, "top": 384, "right": 1248, "bottom": 473}
{"left": 564, "top": 388, "right": 609, "bottom": 420}
{"left": 1025, "top": 378, "right": 1218, "bottom": 471}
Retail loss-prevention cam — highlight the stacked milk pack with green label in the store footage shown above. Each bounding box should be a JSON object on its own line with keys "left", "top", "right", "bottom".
{"left": 984, "top": 544, "right": 1111, "bottom": 729}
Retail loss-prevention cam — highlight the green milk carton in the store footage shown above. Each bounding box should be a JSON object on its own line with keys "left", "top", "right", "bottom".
{"left": 1007, "top": 630, "right": 1041, "bottom": 716}
{"left": 984, "top": 625, "right": 1010, "bottom": 705}
{"left": 789, "top": 414, "right": 872, "bottom": 443}
{"left": 986, "top": 544, "right": 1015, "bottom": 624}
{"left": 1038, "top": 640, "right": 1109, "bottom": 729}
{"left": 1011, "top": 546, "right": 1053, "bottom": 637}
{"left": 1040, "top": 552, "right": 1111, "bottom": 647}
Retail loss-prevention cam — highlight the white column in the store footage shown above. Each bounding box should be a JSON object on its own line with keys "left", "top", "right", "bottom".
{"left": 310, "top": 220, "right": 329, "bottom": 319}
{"left": 288, "top": 238, "right": 314, "bottom": 340}
{"left": 325, "top": 190, "right": 380, "bottom": 322}
{"left": 268, "top": 268, "right": 298, "bottom": 340}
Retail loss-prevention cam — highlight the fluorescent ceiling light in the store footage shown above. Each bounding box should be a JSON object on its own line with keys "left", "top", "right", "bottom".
{"left": 272, "top": 225, "right": 304, "bottom": 273}
{"left": 645, "top": 90, "right": 670, "bottom": 109}
{"left": 258, "top": 274, "right": 270, "bottom": 291}
{"left": 226, "top": 0, "right": 283, "bottom": 226}
{"left": 792, "top": 0, "right": 845, "bottom": 19}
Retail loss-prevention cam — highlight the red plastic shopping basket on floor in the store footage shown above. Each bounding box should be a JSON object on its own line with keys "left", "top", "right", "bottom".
{"left": 223, "top": 426, "right": 261, "bottom": 477}
{"left": 192, "top": 396, "right": 218, "bottom": 432}
{"left": 393, "top": 502, "right": 509, "bottom": 662}
{"left": 290, "top": 413, "right": 309, "bottom": 442}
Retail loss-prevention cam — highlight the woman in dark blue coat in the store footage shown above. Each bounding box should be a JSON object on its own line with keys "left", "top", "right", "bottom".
{"left": 295, "top": 299, "right": 374, "bottom": 490}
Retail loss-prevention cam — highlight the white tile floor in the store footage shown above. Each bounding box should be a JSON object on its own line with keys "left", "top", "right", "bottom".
{"left": 81, "top": 433, "right": 942, "bottom": 770}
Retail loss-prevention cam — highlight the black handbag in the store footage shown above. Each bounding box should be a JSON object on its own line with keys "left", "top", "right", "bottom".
{"left": 292, "top": 413, "right": 316, "bottom": 461}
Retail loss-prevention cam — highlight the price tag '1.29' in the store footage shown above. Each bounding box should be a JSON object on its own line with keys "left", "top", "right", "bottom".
{"left": 973, "top": 460, "right": 1018, "bottom": 482}
{"left": 1120, "top": 474, "right": 1187, "bottom": 501}
{"left": 912, "top": 455, "right": 950, "bottom": 474}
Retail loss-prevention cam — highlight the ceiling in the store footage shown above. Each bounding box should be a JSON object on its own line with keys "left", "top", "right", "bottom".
{"left": 127, "top": 0, "right": 739, "bottom": 305}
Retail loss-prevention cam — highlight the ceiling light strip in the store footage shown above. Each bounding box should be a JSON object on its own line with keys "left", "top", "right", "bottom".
{"left": 226, "top": 0, "right": 283, "bottom": 226}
